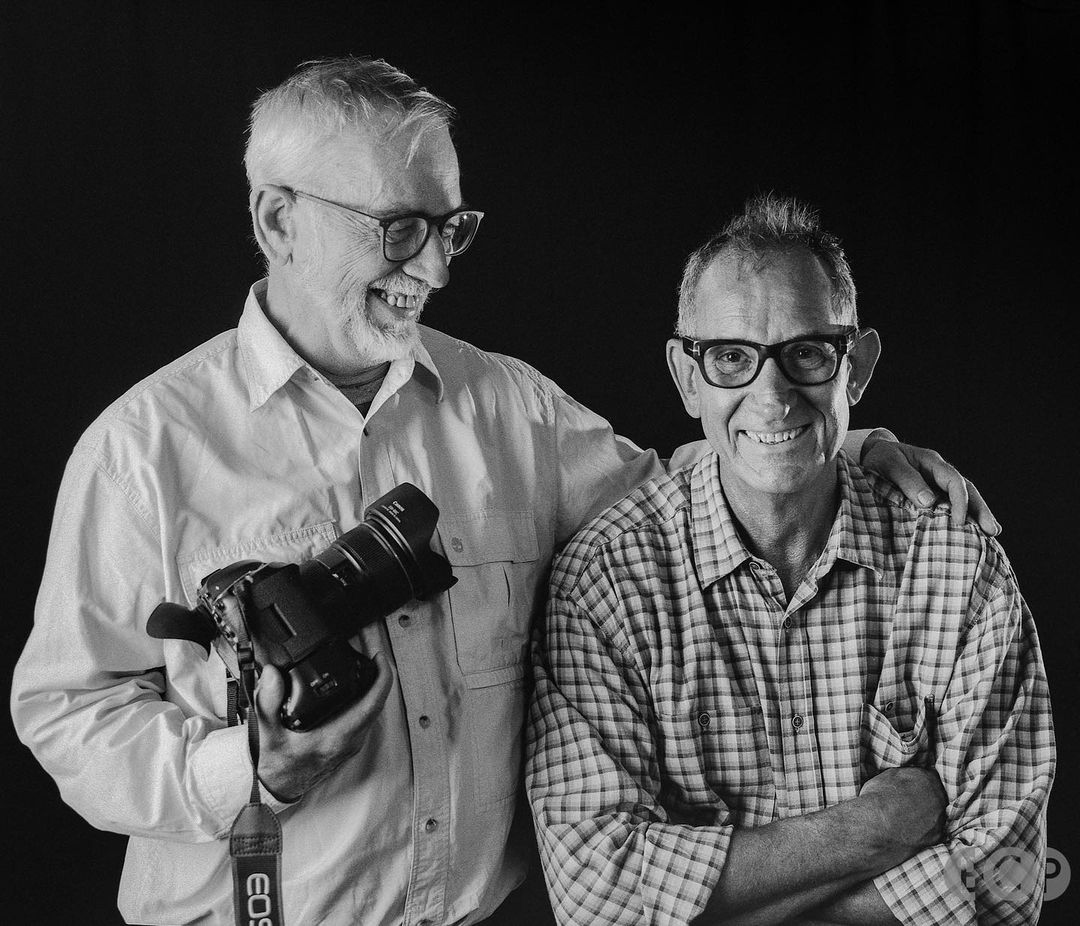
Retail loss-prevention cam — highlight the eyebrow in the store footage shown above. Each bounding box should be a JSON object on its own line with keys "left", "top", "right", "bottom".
{"left": 372, "top": 197, "right": 469, "bottom": 217}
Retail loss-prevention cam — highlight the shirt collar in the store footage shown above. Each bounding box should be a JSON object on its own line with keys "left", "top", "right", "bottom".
{"left": 823, "top": 452, "right": 887, "bottom": 578}
{"left": 237, "top": 279, "right": 445, "bottom": 411}
{"left": 688, "top": 453, "right": 753, "bottom": 589}
{"left": 687, "top": 449, "right": 885, "bottom": 591}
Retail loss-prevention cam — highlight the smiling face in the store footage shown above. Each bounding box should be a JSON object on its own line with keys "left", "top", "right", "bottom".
{"left": 265, "top": 121, "right": 463, "bottom": 374}
{"left": 667, "top": 247, "right": 879, "bottom": 509}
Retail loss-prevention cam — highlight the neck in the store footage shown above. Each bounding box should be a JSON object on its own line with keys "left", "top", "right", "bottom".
{"left": 723, "top": 466, "right": 839, "bottom": 599}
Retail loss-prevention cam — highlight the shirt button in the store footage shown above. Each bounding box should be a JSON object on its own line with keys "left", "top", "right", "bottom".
{"left": 424, "top": 818, "right": 438, "bottom": 833}
{"left": 418, "top": 715, "right": 431, "bottom": 729}
{"left": 884, "top": 700, "right": 894, "bottom": 713}
{"left": 697, "top": 712, "right": 711, "bottom": 728}
{"left": 451, "top": 537, "right": 464, "bottom": 553}
{"left": 782, "top": 616, "right": 793, "bottom": 630}
{"left": 749, "top": 561, "right": 761, "bottom": 571}
{"left": 398, "top": 614, "right": 411, "bottom": 627}
{"left": 791, "top": 712, "right": 804, "bottom": 730}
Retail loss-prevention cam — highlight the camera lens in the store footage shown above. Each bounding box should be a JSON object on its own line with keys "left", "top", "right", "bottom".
{"left": 300, "top": 484, "right": 455, "bottom": 635}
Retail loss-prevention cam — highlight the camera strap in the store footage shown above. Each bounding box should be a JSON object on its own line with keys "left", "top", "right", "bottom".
{"left": 227, "top": 595, "right": 286, "bottom": 926}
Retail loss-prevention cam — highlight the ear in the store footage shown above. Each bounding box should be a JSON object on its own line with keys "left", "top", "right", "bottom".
{"left": 666, "top": 338, "right": 703, "bottom": 419}
{"left": 250, "top": 185, "right": 297, "bottom": 267}
{"left": 846, "top": 327, "right": 881, "bottom": 406}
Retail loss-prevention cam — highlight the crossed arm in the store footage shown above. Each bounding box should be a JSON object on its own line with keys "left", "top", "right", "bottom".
{"left": 525, "top": 555, "right": 1052, "bottom": 925}
{"left": 524, "top": 589, "right": 943, "bottom": 926}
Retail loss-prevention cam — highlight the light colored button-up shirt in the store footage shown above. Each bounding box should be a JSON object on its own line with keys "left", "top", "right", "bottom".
{"left": 11, "top": 280, "right": 663, "bottom": 925}
{"left": 527, "top": 452, "right": 1054, "bottom": 925}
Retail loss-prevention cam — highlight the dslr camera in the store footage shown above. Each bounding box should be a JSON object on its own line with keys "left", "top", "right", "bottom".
{"left": 148, "top": 483, "right": 455, "bottom": 730}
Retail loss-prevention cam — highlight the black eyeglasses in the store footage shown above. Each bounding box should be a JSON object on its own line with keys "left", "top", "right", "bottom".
{"left": 681, "top": 328, "right": 858, "bottom": 388}
{"left": 285, "top": 187, "right": 484, "bottom": 262}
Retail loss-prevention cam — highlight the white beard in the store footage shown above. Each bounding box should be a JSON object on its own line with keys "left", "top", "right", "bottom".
{"left": 297, "top": 249, "right": 426, "bottom": 367}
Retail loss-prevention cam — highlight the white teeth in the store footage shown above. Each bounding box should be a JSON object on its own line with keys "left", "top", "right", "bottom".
{"left": 376, "top": 290, "right": 420, "bottom": 309}
{"left": 744, "top": 426, "right": 805, "bottom": 445}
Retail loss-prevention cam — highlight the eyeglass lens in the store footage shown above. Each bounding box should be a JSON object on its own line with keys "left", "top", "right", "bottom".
{"left": 703, "top": 339, "right": 842, "bottom": 387}
{"left": 384, "top": 212, "right": 481, "bottom": 260}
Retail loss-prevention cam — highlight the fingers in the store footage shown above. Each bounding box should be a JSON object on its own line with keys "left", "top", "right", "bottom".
{"left": 255, "top": 663, "right": 286, "bottom": 722}
{"left": 328, "top": 651, "right": 395, "bottom": 731}
{"left": 919, "top": 452, "right": 1002, "bottom": 535}
{"left": 934, "top": 459, "right": 970, "bottom": 528}
{"left": 965, "top": 479, "right": 1001, "bottom": 536}
{"left": 867, "top": 442, "right": 938, "bottom": 509}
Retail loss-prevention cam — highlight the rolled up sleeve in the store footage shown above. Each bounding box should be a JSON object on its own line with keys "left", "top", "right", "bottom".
{"left": 874, "top": 554, "right": 1055, "bottom": 925}
{"left": 526, "top": 568, "right": 730, "bottom": 926}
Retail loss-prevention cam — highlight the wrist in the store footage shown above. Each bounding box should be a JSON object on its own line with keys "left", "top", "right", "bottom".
{"left": 858, "top": 428, "right": 898, "bottom": 463}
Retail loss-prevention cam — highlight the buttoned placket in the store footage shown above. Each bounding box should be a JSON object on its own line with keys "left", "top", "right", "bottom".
{"left": 748, "top": 559, "right": 828, "bottom": 817}
{"left": 387, "top": 603, "right": 452, "bottom": 926}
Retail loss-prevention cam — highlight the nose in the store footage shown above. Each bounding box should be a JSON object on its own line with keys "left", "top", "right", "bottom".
{"left": 402, "top": 230, "right": 450, "bottom": 290}
{"left": 747, "top": 357, "right": 795, "bottom": 414}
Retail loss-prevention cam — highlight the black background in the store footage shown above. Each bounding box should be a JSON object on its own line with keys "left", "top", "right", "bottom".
{"left": 4, "top": 2, "right": 1078, "bottom": 923}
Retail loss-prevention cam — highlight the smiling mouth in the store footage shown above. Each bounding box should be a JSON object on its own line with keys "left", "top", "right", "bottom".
{"left": 742, "top": 425, "right": 809, "bottom": 445}
{"left": 371, "top": 288, "right": 424, "bottom": 311}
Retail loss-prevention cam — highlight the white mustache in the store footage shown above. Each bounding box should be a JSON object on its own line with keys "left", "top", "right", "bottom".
{"left": 369, "top": 274, "right": 431, "bottom": 299}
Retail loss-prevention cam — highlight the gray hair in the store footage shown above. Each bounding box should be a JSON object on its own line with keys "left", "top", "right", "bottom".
{"left": 675, "top": 193, "right": 857, "bottom": 336}
{"left": 244, "top": 56, "right": 456, "bottom": 191}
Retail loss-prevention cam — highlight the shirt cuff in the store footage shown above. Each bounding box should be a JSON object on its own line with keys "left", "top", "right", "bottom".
{"left": 190, "top": 724, "right": 298, "bottom": 836}
{"left": 873, "top": 845, "right": 975, "bottom": 925}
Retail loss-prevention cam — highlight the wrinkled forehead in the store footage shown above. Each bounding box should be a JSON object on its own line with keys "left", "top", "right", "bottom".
{"left": 311, "top": 121, "right": 461, "bottom": 210}
{"left": 696, "top": 247, "right": 840, "bottom": 336}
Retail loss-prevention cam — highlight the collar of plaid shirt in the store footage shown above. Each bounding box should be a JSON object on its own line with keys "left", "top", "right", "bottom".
{"left": 687, "top": 450, "right": 888, "bottom": 595}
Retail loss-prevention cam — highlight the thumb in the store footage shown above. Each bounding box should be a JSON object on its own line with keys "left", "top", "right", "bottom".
{"left": 255, "top": 663, "right": 287, "bottom": 720}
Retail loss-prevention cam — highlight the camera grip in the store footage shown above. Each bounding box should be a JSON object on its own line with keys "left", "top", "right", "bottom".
{"left": 279, "top": 643, "right": 379, "bottom": 731}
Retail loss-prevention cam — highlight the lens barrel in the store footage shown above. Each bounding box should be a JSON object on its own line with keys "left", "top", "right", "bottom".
{"left": 303, "top": 483, "right": 455, "bottom": 634}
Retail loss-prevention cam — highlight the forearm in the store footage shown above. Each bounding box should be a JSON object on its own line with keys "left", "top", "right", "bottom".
{"left": 796, "top": 881, "right": 901, "bottom": 925}
{"left": 693, "top": 797, "right": 911, "bottom": 925}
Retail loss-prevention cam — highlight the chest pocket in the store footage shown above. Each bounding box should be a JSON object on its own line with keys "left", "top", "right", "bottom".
{"left": 439, "top": 510, "right": 541, "bottom": 686}
{"left": 439, "top": 510, "right": 540, "bottom": 811}
{"left": 861, "top": 692, "right": 933, "bottom": 785}
{"left": 658, "top": 687, "right": 774, "bottom": 826}
{"left": 173, "top": 521, "right": 341, "bottom": 719}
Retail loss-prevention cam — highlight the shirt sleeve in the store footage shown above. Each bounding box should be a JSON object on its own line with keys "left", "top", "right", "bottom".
{"left": 548, "top": 384, "right": 663, "bottom": 541}
{"left": 873, "top": 549, "right": 1055, "bottom": 925}
{"left": 10, "top": 440, "right": 288, "bottom": 843}
{"left": 525, "top": 557, "right": 731, "bottom": 926}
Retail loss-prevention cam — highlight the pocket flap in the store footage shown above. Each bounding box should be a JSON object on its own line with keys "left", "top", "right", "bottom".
{"left": 438, "top": 510, "right": 539, "bottom": 566}
{"left": 176, "top": 521, "right": 340, "bottom": 607}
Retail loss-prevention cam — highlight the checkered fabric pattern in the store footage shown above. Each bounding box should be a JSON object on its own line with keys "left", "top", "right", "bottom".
{"left": 526, "top": 451, "right": 1055, "bottom": 925}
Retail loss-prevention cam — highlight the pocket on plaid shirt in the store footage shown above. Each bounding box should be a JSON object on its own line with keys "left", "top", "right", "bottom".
{"left": 860, "top": 696, "right": 930, "bottom": 784}
{"left": 656, "top": 692, "right": 775, "bottom": 825}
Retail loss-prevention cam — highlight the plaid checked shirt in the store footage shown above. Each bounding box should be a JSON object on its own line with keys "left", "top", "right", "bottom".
{"left": 526, "top": 451, "right": 1054, "bottom": 925}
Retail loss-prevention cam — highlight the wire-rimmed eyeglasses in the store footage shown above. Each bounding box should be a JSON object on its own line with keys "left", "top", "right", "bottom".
{"left": 681, "top": 328, "right": 859, "bottom": 388}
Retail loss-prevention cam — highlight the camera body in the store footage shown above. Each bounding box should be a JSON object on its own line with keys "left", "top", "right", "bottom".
{"left": 148, "top": 483, "right": 455, "bottom": 730}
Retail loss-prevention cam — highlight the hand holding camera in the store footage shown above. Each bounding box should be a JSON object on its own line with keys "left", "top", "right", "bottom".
{"left": 148, "top": 483, "right": 456, "bottom": 784}
{"left": 254, "top": 653, "right": 395, "bottom": 801}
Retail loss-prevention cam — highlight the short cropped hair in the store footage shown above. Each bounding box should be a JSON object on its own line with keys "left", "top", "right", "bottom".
{"left": 244, "top": 56, "right": 456, "bottom": 191}
{"left": 676, "top": 193, "right": 857, "bottom": 336}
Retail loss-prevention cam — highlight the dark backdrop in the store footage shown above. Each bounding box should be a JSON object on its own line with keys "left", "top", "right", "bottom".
{"left": 4, "top": 2, "right": 1078, "bottom": 923}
